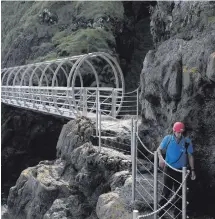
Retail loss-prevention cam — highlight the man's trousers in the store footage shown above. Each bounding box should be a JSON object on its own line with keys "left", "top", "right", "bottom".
{"left": 158, "top": 166, "right": 183, "bottom": 218}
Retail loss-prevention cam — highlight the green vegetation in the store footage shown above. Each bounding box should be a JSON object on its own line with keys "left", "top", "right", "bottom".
{"left": 32, "top": 52, "right": 58, "bottom": 63}
{"left": 183, "top": 66, "right": 198, "bottom": 73}
{"left": 190, "top": 67, "right": 198, "bottom": 73}
{"left": 52, "top": 28, "right": 116, "bottom": 56}
{"left": 208, "top": 16, "right": 215, "bottom": 23}
{"left": 2, "top": 1, "right": 122, "bottom": 65}
{"left": 74, "top": 1, "right": 124, "bottom": 21}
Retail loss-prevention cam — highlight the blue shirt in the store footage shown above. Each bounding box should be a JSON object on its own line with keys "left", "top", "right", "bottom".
{"left": 160, "top": 135, "right": 193, "bottom": 168}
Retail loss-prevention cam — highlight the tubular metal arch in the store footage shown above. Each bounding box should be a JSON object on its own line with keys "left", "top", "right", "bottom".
{"left": 1, "top": 69, "right": 7, "bottom": 81}
{"left": 1, "top": 52, "right": 125, "bottom": 117}
{"left": 71, "top": 59, "right": 100, "bottom": 112}
{"left": 30, "top": 64, "right": 57, "bottom": 86}
{"left": 22, "top": 71, "right": 33, "bottom": 86}
{"left": 13, "top": 66, "right": 29, "bottom": 86}
{"left": 101, "top": 52, "right": 125, "bottom": 91}
{"left": 69, "top": 53, "right": 119, "bottom": 89}
{"left": 29, "top": 69, "right": 41, "bottom": 86}
{"left": 58, "top": 65, "right": 69, "bottom": 86}
{"left": 69, "top": 52, "right": 124, "bottom": 114}
{"left": 6, "top": 67, "right": 23, "bottom": 86}
{"left": 66, "top": 55, "right": 88, "bottom": 88}
{"left": 39, "top": 62, "right": 59, "bottom": 87}
{"left": 1, "top": 68, "right": 12, "bottom": 85}
{"left": 20, "top": 65, "right": 43, "bottom": 86}
{"left": 69, "top": 59, "right": 100, "bottom": 88}
{"left": 52, "top": 59, "right": 84, "bottom": 88}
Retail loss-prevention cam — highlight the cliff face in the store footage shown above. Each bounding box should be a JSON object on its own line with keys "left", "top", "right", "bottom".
{"left": 140, "top": 1, "right": 215, "bottom": 216}
{"left": 1, "top": 104, "right": 67, "bottom": 201}
{"left": 1, "top": 1, "right": 124, "bottom": 67}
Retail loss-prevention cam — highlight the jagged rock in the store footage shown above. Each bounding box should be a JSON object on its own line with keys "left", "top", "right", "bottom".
{"left": 3, "top": 117, "right": 137, "bottom": 219}
{"left": 56, "top": 116, "right": 94, "bottom": 163}
{"left": 1, "top": 104, "right": 66, "bottom": 203}
{"left": 96, "top": 192, "right": 131, "bottom": 219}
{"left": 150, "top": 2, "right": 215, "bottom": 46}
{"left": 96, "top": 174, "right": 163, "bottom": 219}
{"left": 6, "top": 160, "right": 69, "bottom": 219}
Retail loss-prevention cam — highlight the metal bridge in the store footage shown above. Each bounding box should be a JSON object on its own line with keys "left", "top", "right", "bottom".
{"left": 1, "top": 52, "right": 138, "bottom": 120}
{"left": 1, "top": 52, "right": 189, "bottom": 219}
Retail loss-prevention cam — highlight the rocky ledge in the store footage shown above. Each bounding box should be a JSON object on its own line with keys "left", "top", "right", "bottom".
{"left": 2, "top": 116, "right": 157, "bottom": 219}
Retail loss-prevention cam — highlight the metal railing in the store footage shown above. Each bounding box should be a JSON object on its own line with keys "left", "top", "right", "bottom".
{"left": 131, "top": 119, "right": 190, "bottom": 219}
{"left": 1, "top": 86, "right": 124, "bottom": 119}
{"left": 93, "top": 88, "right": 140, "bottom": 153}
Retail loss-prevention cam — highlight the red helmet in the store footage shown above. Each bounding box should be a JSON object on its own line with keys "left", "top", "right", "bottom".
{"left": 173, "top": 122, "right": 185, "bottom": 132}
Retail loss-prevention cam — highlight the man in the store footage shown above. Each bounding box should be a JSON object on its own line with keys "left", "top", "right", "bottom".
{"left": 157, "top": 122, "right": 196, "bottom": 218}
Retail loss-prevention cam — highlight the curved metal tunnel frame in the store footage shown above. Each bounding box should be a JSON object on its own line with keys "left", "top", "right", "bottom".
{"left": 1, "top": 52, "right": 125, "bottom": 116}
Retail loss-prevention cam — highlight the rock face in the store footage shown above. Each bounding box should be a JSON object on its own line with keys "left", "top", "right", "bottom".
{"left": 1, "top": 104, "right": 67, "bottom": 202}
{"left": 1, "top": 1, "right": 124, "bottom": 67}
{"left": 140, "top": 1, "right": 215, "bottom": 217}
{"left": 4, "top": 116, "right": 162, "bottom": 219}
{"left": 3, "top": 117, "right": 123, "bottom": 219}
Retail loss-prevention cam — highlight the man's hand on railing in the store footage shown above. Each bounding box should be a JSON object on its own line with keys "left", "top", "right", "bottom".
{"left": 159, "top": 158, "right": 165, "bottom": 168}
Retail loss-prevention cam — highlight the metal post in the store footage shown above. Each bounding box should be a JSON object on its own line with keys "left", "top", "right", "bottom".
{"left": 13, "top": 87, "right": 16, "bottom": 104}
{"left": 131, "top": 118, "right": 133, "bottom": 156}
{"left": 99, "top": 103, "right": 101, "bottom": 153}
{"left": 24, "top": 87, "right": 27, "bottom": 106}
{"left": 182, "top": 167, "right": 187, "bottom": 219}
{"left": 111, "top": 89, "right": 116, "bottom": 118}
{"left": 133, "top": 210, "right": 139, "bottom": 219}
{"left": 132, "top": 119, "right": 137, "bottom": 202}
{"left": 154, "top": 151, "right": 158, "bottom": 219}
{"left": 134, "top": 120, "right": 138, "bottom": 182}
{"left": 131, "top": 118, "right": 134, "bottom": 201}
{"left": 68, "top": 89, "right": 72, "bottom": 116}
{"left": 18, "top": 87, "right": 21, "bottom": 106}
{"left": 136, "top": 88, "right": 139, "bottom": 121}
{"left": 96, "top": 88, "right": 99, "bottom": 136}
{"left": 54, "top": 89, "right": 61, "bottom": 114}
{"left": 32, "top": 88, "right": 35, "bottom": 108}
{"left": 83, "top": 88, "right": 87, "bottom": 116}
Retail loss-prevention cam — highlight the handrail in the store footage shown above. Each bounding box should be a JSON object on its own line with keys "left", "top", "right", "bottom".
{"left": 136, "top": 134, "right": 154, "bottom": 155}
{"left": 1, "top": 85, "right": 123, "bottom": 91}
{"left": 136, "top": 170, "right": 190, "bottom": 218}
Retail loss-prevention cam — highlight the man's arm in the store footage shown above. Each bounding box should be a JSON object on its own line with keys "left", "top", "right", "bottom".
{"left": 157, "top": 146, "right": 164, "bottom": 161}
{"left": 188, "top": 153, "right": 196, "bottom": 180}
{"left": 188, "top": 153, "right": 195, "bottom": 170}
{"left": 157, "top": 146, "right": 165, "bottom": 168}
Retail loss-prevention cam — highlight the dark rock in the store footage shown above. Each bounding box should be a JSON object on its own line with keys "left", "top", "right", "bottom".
{"left": 1, "top": 104, "right": 66, "bottom": 201}
{"left": 140, "top": 2, "right": 215, "bottom": 217}
{"left": 4, "top": 117, "right": 135, "bottom": 219}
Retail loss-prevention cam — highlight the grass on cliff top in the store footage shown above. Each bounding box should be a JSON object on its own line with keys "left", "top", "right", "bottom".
{"left": 74, "top": 1, "right": 124, "bottom": 21}
{"left": 52, "top": 28, "right": 116, "bottom": 56}
{"left": 33, "top": 52, "right": 58, "bottom": 63}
